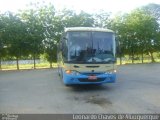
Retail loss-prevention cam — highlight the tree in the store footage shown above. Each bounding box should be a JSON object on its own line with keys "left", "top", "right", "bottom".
{"left": 108, "top": 8, "right": 159, "bottom": 63}
{"left": 60, "top": 9, "right": 94, "bottom": 27}
{"left": 93, "top": 10, "right": 111, "bottom": 28}
{"left": 143, "top": 3, "right": 160, "bottom": 21}
{"left": 1, "top": 12, "right": 28, "bottom": 69}
{"left": 19, "top": 7, "right": 44, "bottom": 69}
{"left": 127, "top": 9, "right": 159, "bottom": 62}
{"left": 107, "top": 13, "right": 129, "bottom": 64}
{"left": 143, "top": 3, "right": 160, "bottom": 59}
{"left": 0, "top": 14, "right": 5, "bottom": 69}
{"left": 38, "top": 4, "right": 58, "bottom": 67}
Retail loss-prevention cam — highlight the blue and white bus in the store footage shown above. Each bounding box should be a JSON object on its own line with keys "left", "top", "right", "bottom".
{"left": 57, "top": 27, "right": 117, "bottom": 85}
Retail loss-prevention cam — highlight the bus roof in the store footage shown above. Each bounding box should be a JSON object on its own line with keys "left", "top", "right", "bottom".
{"left": 64, "top": 27, "right": 114, "bottom": 33}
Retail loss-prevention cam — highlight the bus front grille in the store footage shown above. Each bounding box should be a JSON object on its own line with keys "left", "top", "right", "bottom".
{"left": 78, "top": 78, "right": 105, "bottom": 82}
{"left": 80, "top": 73, "right": 104, "bottom": 76}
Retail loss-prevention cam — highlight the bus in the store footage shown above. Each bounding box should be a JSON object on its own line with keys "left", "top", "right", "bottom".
{"left": 57, "top": 27, "right": 117, "bottom": 85}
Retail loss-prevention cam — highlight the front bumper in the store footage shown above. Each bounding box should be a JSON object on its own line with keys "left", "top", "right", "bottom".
{"left": 62, "top": 72, "right": 116, "bottom": 85}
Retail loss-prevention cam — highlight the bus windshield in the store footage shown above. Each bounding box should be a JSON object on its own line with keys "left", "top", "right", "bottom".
{"left": 67, "top": 31, "right": 115, "bottom": 63}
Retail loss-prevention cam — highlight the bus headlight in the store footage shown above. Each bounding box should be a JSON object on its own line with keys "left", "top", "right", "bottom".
{"left": 65, "top": 70, "right": 72, "bottom": 74}
{"left": 105, "top": 69, "right": 117, "bottom": 74}
{"left": 65, "top": 70, "right": 80, "bottom": 75}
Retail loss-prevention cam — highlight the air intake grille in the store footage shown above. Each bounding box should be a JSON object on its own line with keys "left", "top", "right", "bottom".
{"left": 78, "top": 78, "right": 105, "bottom": 82}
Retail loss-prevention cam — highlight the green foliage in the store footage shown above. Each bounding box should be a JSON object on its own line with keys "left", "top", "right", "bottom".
{"left": 0, "top": 2, "right": 160, "bottom": 68}
{"left": 0, "top": 14, "right": 7, "bottom": 60}
{"left": 108, "top": 8, "right": 160, "bottom": 62}
{"left": 93, "top": 10, "right": 111, "bottom": 28}
{"left": 59, "top": 9, "right": 94, "bottom": 27}
{"left": 142, "top": 3, "right": 160, "bottom": 21}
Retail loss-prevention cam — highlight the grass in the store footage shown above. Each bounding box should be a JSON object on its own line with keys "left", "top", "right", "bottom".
{"left": 117, "top": 59, "right": 160, "bottom": 65}
{"left": 1, "top": 62, "right": 58, "bottom": 70}
{"left": 1, "top": 59, "right": 160, "bottom": 70}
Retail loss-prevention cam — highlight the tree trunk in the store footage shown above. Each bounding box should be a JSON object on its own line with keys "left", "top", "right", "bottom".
{"left": 50, "top": 62, "right": 52, "bottom": 68}
{"left": 16, "top": 57, "right": 19, "bottom": 70}
{"left": 118, "top": 42, "right": 122, "bottom": 65}
{"left": 141, "top": 52, "right": 143, "bottom": 63}
{"left": 120, "top": 57, "right": 122, "bottom": 65}
{"left": 131, "top": 46, "right": 134, "bottom": 64}
{"left": 0, "top": 57, "right": 1, "bottom": 70}
{"left": 33, "top": 54, "right": 36, "bottom": 69}
{"left": 119, "top": 50, "right": 122, "bottom": 65}
{"left": 131, "top": 53, "right": 134, "bottom": 64}
{"left": 150, "top": 52, "right": 155, "bottom": 62}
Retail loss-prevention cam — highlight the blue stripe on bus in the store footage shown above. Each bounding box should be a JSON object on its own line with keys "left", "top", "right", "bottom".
{"left": 62, "top": 70, "right": 116, "bottom": 85}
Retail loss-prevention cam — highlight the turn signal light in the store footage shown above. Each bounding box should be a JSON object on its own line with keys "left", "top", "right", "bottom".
{"left": 65, "top": 70, "right": 72, "bottom": 74}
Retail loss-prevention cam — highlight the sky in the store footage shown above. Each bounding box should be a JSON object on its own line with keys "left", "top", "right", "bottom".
{"left": 0, "top": 0, "right": 160, "bottom": 14}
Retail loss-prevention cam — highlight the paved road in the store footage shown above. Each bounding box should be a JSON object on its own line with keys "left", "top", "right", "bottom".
{"left": 0, "top": 64, "right": 160, "bottom": 113}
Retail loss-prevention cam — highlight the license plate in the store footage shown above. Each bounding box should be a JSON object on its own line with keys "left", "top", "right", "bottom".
{"left": 88, "top": 76, "right": 97, "bottom": 80}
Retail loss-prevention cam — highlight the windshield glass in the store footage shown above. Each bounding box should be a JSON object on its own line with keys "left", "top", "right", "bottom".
{"left": 67, "top": 31, "right": 115, "bottom": 63}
